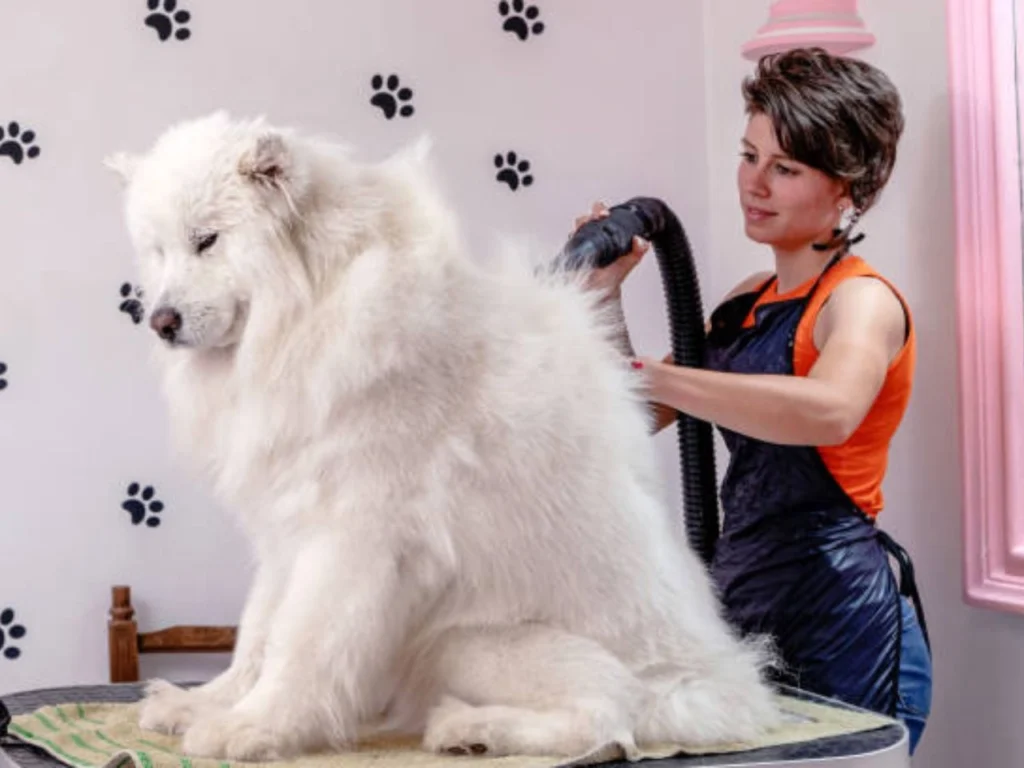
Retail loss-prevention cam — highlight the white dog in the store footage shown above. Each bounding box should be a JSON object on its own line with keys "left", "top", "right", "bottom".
{"left": 104, "top": 112, "right": 780, "bottom": 762}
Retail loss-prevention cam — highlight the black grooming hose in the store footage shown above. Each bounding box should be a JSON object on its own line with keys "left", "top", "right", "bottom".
{"left": 561, "top": 197, "right": 720, "bottom": 565}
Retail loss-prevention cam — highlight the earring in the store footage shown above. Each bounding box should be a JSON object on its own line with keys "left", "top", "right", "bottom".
{"left": 814, "top": 204, "right": 864, "bottom": 251}
{"left": 838, "top": 205, "right": 856, "bottom": 230}
{"left": 840, "top": 205, "right": 865, "bottom": 247}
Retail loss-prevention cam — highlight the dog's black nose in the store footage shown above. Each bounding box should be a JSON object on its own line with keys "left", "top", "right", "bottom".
{"left": 150, "top": 307, "right": 182, "bottom": 341}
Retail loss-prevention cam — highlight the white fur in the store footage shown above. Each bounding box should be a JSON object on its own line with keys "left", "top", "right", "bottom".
{"left": 107, "top": 111, "right": 781, "bottom": 762}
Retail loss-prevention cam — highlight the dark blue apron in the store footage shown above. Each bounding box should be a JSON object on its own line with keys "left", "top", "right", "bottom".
{"left": 703, "top": 255, "right": 929, "bottom": 716}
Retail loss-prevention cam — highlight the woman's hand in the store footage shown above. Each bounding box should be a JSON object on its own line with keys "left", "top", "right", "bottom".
{"left": 630, "top": 356, "right": 681, "bottom": 434}
{"left": 630, "top": 356, "right": 670, "bottom": 395}
{"left": 571, "top": 201, "right": 649, "bottom": 299}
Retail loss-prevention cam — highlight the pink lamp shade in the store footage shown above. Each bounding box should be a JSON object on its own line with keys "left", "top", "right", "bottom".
{"left": 741, "top": 0, "right": 876, "bottom": 61}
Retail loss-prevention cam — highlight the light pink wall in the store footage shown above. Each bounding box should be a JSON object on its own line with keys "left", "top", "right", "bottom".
{"left": 700, "top": 1, "right": 1024, "bottom": 765}
{"left": 0, "top": 1, "right": 712, "bottom": 695}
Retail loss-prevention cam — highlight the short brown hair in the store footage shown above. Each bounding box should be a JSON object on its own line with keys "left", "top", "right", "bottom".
{"left": 741, "top": 47, "right": 904, "bottom": 214}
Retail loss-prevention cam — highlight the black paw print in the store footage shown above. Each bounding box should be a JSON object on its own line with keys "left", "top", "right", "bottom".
{"left": 494, "top": 152, "right": 534, "bottom": 191}
{"left": 0, "top": 608, "right": 26, "bottom": 660}
{"left": 370, "top": 74, "right": 415, "bottom": 120}
{"left": 122, "top": 483, "right": 165, "bottom": 527}
{"left": 0, "top": 122, "right": 40, "bottom": 166}
{"left": 119, "top": 283, "right": 145, "bottom": 325}
{"left": 499, "top": 0, "right": 544, "bottom": 40}
{"left": 0, "top": 362, "right": 7, "bottom": 391}
{"left": 145, "top": 0, "right": 191, "bottom": 42}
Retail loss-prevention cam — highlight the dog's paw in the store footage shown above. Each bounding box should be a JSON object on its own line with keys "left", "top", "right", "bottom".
{"left": 138, "top": 679, "right": 201, "bottom": 735}
{"left": 182, "top": 709, "right": 284, "bottom": 761}
{"left": 423, "top": 697, "right": 500, "bottom": 757}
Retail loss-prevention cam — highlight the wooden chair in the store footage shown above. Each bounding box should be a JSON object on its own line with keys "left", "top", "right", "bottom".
{"left": 107, "top": 585, "right": 237, "bottom": 683}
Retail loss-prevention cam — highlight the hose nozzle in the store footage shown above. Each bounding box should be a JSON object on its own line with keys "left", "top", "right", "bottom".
{"left": 560, "top": 197, "right": 721, "bottom": 565}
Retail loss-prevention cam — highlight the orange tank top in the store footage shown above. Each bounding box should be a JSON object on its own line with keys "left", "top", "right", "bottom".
{"left": 741, "top": 255, "right": 916, "bottom": 517}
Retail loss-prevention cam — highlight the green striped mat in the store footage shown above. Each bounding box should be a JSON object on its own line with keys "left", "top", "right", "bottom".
{"left": 7, "top": 701, "right": 558, "bottom": 768}
{"left": 7, "top": 695, "right": 899, "bottom": 768}
{"left": 9, "top": 702, "right": 196, "bottom": 768}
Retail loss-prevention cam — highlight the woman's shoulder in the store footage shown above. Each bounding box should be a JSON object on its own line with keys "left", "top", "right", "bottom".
{"left": 824, "top": 256, "right": 910, "bottom": 314}
{"left": 812, "top": 256, "right": 912, "bottom": 362}
{"left": 828, "top": 255, "right": 903, "bottom": 289}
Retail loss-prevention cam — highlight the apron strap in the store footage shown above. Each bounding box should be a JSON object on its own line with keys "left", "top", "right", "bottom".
{"left": 875, "top": 528, "right": 931, "bottom": 652}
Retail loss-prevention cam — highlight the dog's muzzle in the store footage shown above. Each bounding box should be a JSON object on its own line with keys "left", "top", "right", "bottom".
{"left": 150, "top": 306, "right": 183, "bottom": 342}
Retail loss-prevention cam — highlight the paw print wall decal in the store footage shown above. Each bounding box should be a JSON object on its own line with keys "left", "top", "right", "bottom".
{"left": 145, "top": 0, "right": 191, "bottom": 42}
{"left": 122, "top": 482, "right": 165, "bottom": 527}
{"left": 0, "top": 362, "right": 8, "bottom": 391}
{"left": 0, "top": 608, "right": 26, "bottom": 660}
{"left": 495, "top": 151, "right": 534, "bottom": 190}
{"left": 119, "top": 283, "right": 145, "bottom": 325}
{"left": 499, "top": 0, "right": 545, "bottom": 40}
{"left": 370, "top": 74, "right": 415, "bottom": 120}
{"left": 0, "top": 122, "right": 41, "bottom": 166}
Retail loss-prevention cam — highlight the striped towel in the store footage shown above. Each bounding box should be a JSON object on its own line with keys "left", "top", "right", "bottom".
{"left": 6, "top": 694, "right": 897, "bottom": 768}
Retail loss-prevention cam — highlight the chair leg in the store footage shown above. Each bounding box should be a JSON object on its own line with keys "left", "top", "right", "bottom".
{"left": 109, "top": 585, "right": 140, "bottom": 683}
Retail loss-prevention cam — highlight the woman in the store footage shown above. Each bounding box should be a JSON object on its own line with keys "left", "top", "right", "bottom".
{"left": 575, "top": 48, "right": 932, "bottom": 753}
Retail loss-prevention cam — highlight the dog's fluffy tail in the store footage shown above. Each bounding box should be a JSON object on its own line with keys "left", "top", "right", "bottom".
{"left": 637, "top": 634, "right": 783, "bottom": 747}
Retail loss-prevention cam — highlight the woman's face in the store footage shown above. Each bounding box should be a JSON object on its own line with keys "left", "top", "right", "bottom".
{"left": 736, "top": 112, "right": 851, "bottom": 252}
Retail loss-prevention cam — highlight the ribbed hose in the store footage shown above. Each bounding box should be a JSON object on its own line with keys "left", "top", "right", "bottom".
{"left": 562, "top": 197, "right": 719, "bottom": 565}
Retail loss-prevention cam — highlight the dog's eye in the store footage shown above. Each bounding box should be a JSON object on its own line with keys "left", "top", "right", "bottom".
{"left": 196, "top": 233, "right": 218, "bottom": 254}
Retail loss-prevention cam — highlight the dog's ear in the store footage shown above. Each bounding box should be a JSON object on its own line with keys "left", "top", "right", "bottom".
{"left": 237, "top": 130, "right": 311, "bottom": 217}
{"left": 238, "top": 132, "right": 290, "bottom": 187}
{"left": 104, "top": 152, "right": 140, "bottom": 186}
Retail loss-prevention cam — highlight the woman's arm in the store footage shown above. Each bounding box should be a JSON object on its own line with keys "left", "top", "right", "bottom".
{"left": 649, "top": 353, "right": 680, "bottom": 432}
{"left": 637, "top": 276, "right": 908, "bottom": 446}
{"left": 649, "top": 270, "right": 775, "bottom": 434}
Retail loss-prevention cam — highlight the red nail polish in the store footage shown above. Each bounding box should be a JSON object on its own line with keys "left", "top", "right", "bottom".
{"left": 631, "top": 360, "right": 644, "bottom": 369}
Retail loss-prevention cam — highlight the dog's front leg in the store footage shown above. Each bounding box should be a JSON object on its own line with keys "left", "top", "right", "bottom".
{"left": 138, "top": 557, "right": 285, "bottom": 734}
{"left": 181, "top": 531, "right": 439, "bottom": 761}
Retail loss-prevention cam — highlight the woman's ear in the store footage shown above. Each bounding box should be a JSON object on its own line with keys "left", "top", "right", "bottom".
{"left": 833, "top": 188, "right": 856, "bottom": 227}
{"left": 832, "top": 180, "right": 854, "bottom": 214}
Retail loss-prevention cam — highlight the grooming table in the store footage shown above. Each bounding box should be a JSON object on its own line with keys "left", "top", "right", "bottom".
{"left": 0, "top": 683, "right": 909, "bottom": 768}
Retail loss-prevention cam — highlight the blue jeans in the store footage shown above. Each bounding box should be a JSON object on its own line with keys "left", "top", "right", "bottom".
{"left": 895, "top": 596, "right": 932, "bottom": 754}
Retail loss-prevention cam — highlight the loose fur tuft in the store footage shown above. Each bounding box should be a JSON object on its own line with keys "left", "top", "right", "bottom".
{"left": 104, "top": 151, "right": 140, "bottom": 185}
